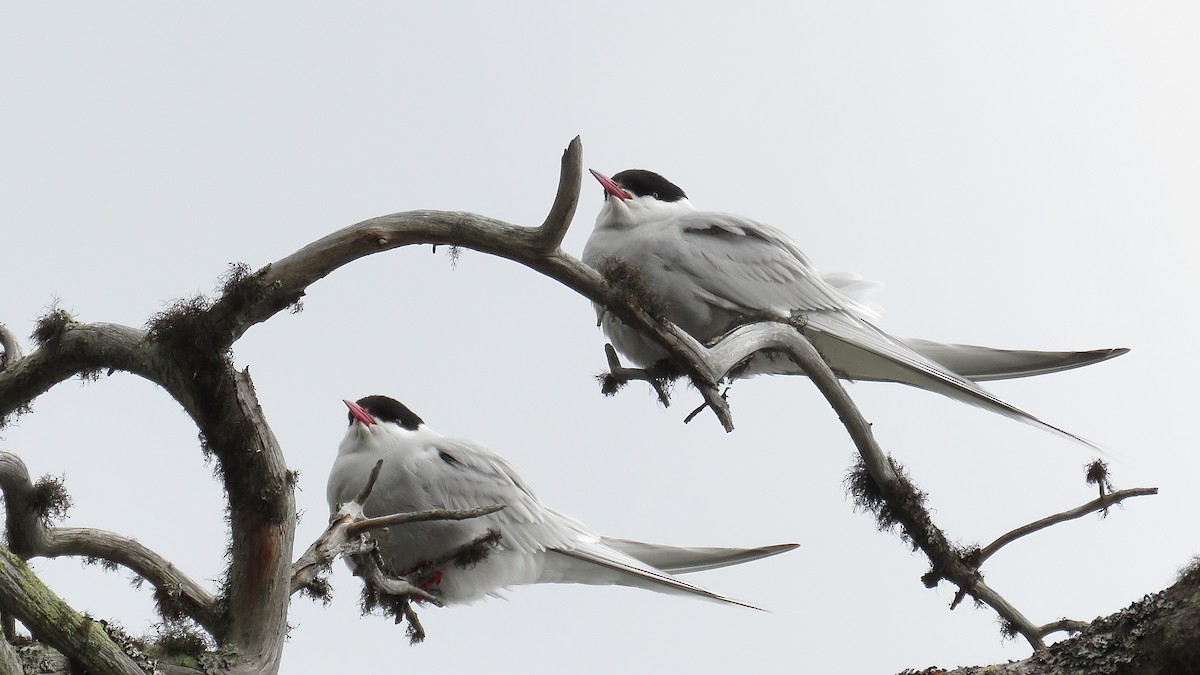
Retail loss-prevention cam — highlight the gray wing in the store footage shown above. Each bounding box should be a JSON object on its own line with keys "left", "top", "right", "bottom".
{"left": 600, "top": 537, "right": 799, "bottom": 574}
{"left": 897, "top": 338, "right": 1130, "bottom": 381}
{"left": 429, "top": 447, "right": 781, "bottom": 608}
{"left": 552, "top": 539, "right": 770, "bottom": 610}
{"left": 418, "top": 438, "right": 591, "bottom": 554}
{"left": 666, "top": 212, "right": 880, "bottom": 322}
{"left": 800, "top": 311, "right": 1106, "bottom": 450}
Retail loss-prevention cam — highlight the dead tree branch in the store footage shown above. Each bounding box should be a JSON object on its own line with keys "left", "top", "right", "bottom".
{"left": 979, "top": 487, "right": 1159, "bottom": 564}
{"left": 0, "top": 451, "right": 221, "bottom": 634}
{"left": 933, "top": 562, "right": 1200, "bottom": 674}
{"left": 0, "top": 632, "right": 21, "bottom": 674}
{"left": 629, "top": 319, "right": 1153, "bottom": 650}
{"left": 0, "top": 545, "right": 146, "bottom": 675}
{"left": 0, "top": 324, "right": 294, "bottom": 670}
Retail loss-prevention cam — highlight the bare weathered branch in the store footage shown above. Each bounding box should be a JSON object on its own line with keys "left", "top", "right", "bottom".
{"left": 979, "top": 487, "right": 1159, "bottom": 564}
{"left": 0, "top": 545, "right": 145, "bottom": 675}
{"left": 0, "top": 452, "right": 220, "bottom": 634}
{"left": 535, "top": 135, "right": 582, "bottom": 251}
{"left": 348, "top": 505, "right": 506, "bottom": 536}
{"left": 0, "top": 323, "right": 153, "bottom": 425}
{"left": 1037, "top": 618, "right": 1089, "bottom": 638}
{"left": 351, "top": 555, "right": 441, "bottom": 606}
{"left": 600, "top": 344, "right": 673, "bottom": 406}
{"left": 0, "top": 452, "right": 52, "bottom": 557}
{"left": 0, "top": 632, "right": 21, "bottom": 674}
{"left": 352, "top": 459, "right": 386, "bottom": 505}
{"left": 176, "top": 139, "right": 735, "bottom": 430}
{"left": 46, "top": 529, "right": 220, "bottom": 632}
{"left": 648, "top": 320, "right": 1055, "bottom": 647}
{"left": 0, "top": 332, "right": 296, "bottom": 672}
{"left": 217, "top": 369, "right": 294, "bottom": 673}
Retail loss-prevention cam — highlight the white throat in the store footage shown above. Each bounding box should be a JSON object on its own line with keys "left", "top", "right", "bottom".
{"left": 595, "top": 195, "right": 695, "bottom": 231}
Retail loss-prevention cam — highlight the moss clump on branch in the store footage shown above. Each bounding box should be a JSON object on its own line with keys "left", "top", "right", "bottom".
{"left": 152, "top": 619, "right": 212, "bottom": 656}
{"left": 29, "top": 474, "right": 72, "bottom": 526}
{"left": 297, "top": 574, "right": 333, "bottom": 606}
{"left": 844, "top": 455, "right": 928, "bottom": 550}
{"left": 30, "top": 306, "right": 74, "bottom": 346}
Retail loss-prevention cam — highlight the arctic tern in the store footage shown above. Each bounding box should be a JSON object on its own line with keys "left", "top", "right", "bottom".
{"left": 582, "top": 169, "right": 1127, "bottom": 448}
{"left": 328, "top": 395, "right": 797, "bottom": 607}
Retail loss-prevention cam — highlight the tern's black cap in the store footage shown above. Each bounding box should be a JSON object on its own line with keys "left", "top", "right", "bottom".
{"left": 353, "top": 395, "right": 424, "bottom": 430}
{"left": 612, "top": 169, "right": 688, "bottom": 202}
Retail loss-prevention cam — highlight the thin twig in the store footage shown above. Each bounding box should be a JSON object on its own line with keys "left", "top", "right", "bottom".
{"left": 347, "top": 505, "right": 506, "bottom": 536}
{"left": 351, "top": 554, "right": 442, "bottom": 606}
{"left": 601, "top": 344, "right": 672, "bottom": 406}
{"left": 1037, "top": 618, "right": 1089, "bottom": 638}
{"left": 979, "top": 487, "right": 1158, "bottom": 563}
{"left": 400, "top": 601, "right": 426, "bottom": 643}
{"left": 353, "top": 459, "right": 385, "bottom": 505}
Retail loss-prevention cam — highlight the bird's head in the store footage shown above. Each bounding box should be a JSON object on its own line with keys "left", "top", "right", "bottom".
{"left": 590, "top": 169, "right": 693, "bottom": 229}
{"left": 341, "top": 395, "right": 426, "bottom": 447}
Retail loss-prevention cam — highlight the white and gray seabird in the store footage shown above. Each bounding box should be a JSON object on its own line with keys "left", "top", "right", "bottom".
{"left": 327, "top": 395, "right": 797, "bottom": 607}
{"left": 582, "top": 168, "right": 1128, "bottom": 448}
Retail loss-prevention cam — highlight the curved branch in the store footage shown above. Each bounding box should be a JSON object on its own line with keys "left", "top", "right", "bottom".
{"left": 202, "top": 138, "right": 736, "bottom": 429}
{"left": 979, "top": 487, "right": 1159, "bottom": 564}
{"left": 0, "top": 452, "right": 52, "bottom": 557}
{"left": 536, "top": 135, "right": 582, "bottom": 250}
{"left": 0, "top": 337, "right": 295, "bottom": 670}
{"left": 0, "top": 545, "right": 145, "bottom": 675}
{"left": 0, "top": 323, "right": 153, "bottom": 424}
{"left": 0, "top": 452, "right": 220, "bottom": 633}
{"left": 655, "top": 320, "right": 1055, "bottom": 648}
{"left": 45, "top": 529, "right": 220, "bottom": 632}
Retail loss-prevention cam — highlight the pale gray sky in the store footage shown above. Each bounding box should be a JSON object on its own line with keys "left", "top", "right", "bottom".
{"left": 2, "top": 3, "right": 1197, "bottom": 674}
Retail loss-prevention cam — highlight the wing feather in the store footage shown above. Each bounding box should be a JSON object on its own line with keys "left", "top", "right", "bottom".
{"left": 421, "top": 438, "right": 586, "bottom": 555}
{"left": 668, "top": 212, "right": 880, "bottom": 322}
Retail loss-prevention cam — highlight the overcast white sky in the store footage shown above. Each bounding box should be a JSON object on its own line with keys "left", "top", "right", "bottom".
{"left": 2, "top": 3, "right": 1198, "bottom": 674}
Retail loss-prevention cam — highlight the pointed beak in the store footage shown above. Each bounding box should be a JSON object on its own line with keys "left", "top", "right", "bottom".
{"left": 344, "top": 399, "right": 378, "bottom": 426}
{"left": 589, "top": 169, "right": 632, "bottom": 201}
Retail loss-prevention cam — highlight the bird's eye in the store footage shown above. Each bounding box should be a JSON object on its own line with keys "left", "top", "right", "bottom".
{"left": 652, "top": 192, "right": 660, "bottom": 198}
